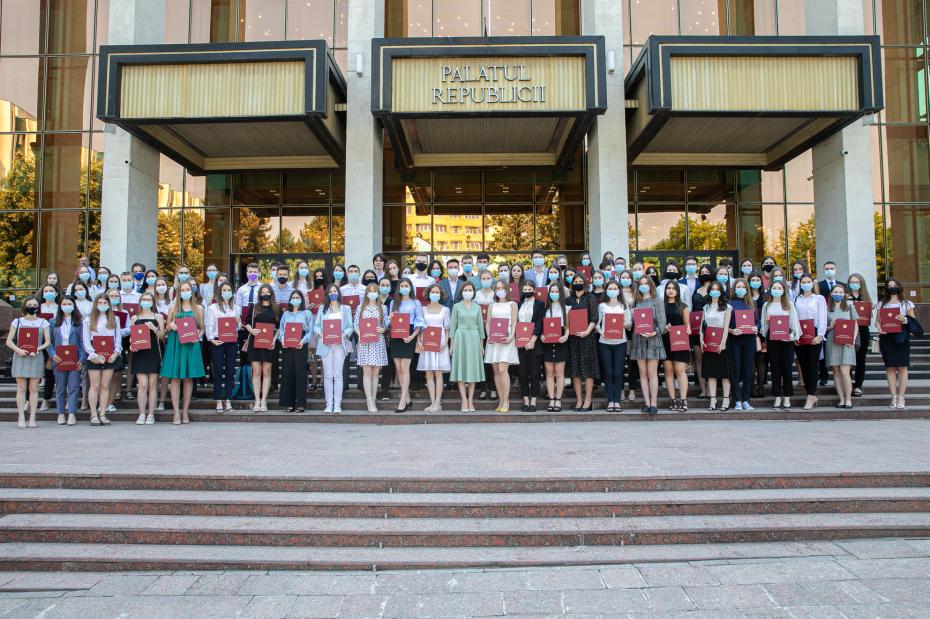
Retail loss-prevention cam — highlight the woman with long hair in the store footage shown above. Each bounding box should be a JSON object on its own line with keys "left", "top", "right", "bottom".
{"left": 82, "top": 294, "right": 122, "bottom": 425}
{"left": 876, "top": 278, "right": 916, "bottom": 409}
{"left": 244, "top": 283, "right": 278, "bottom": 413}
{"left": 313, "top": 284, "right": 355, "bottom": 413}
{"left": 129, "top": 292, "right": 164, "bottom": 424}
{"left": 356, "top": 282, "right": 389, "bottom": 412}
{"left": 825, "top": 284, "right": 858, "bottom": 409}
{"left": 160, "top": 280, "right": 205, "bottom": 424}
{"left": 846, "top": 273, "right": 872, "bottom": 397}
{"left": 386, "top": 278, "right": 424, "bottom": 413}
{"left": 728, "top": 277, "right": 759, "bottom": 411}
{"left": 794, "top": 273, "right": 828, "bottom": 410}
{"left": 7, "top": 297, "right": 53, "bottom": 427}
{"left": 417, "top": 283, "right": 452, "bottom": 412}
{"left": 629, "top": 276, "right": 666, "bottom": 414}
{"left": 539, "top": 283, "right": 570, "bottom": 412}
{"left": 205, "top": 282, "right": 239, "bottom": 413}
{"left": 597, "top": 280, "right": 632, "bottom": 412}
{"left": 700, "top": 281, "right": 732, "bottom": 411}
{"left": 484, "top": 280, "right": 519, "bottom": 413}
{"left": 566, "top": 272, "right": 599, "bottom": 412}
{"left": 661, "top": 280, "right": 690, "bottom": 412}
{"left": 760, "top": 280, "right": 801, "bottom": 410}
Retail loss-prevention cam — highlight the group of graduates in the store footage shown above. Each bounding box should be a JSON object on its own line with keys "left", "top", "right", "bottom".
{"left": 5, "top": 250, "right": 919, "bottom": 427}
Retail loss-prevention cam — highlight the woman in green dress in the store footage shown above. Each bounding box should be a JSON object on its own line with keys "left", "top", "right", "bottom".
{"left": 449, "top": 282, "right": 485, "bottom": 413}
{"left": 160, "top": 280, "right": 205, "bottom": 425}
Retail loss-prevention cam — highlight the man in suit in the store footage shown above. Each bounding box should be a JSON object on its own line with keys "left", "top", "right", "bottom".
{"left": 678, "top": 255, "right": 700, "bottom": 298}
{"left": 817, "top": 260, "right": 845, "bottom": 385}
{"left": 529, "top": 249, "right": 549, "bottom": 288}
{"left": 438, "top": 258, "right": 463, "bottom": 309}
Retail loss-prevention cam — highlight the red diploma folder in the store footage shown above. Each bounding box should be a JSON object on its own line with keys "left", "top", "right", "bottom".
{"left": 115, "top": 310, "right": 129, "bottom": 328}
{"left": 480, "top": 304, "right": 489, "bottom": 321}
{"left": 488, "top": 318, "right": 510, "bottom": 344}
{"left": 359, "top": 317, "right": 380, "bottom": 344}
{"left": 515, "top": 322, "right": 535, "bottom": 347}
{"left": 832, "top": 319, "right": 856, "bottom": 346}
{"left": 854, "top": 301, "right": 872, "bottom": 327}
{"left": 734, "top": 309, "right": 755, "bottom": 331}
{"left": 38, "top": 312, "right": 53, "bottom": 322}
{"left": 568, "top": 308, "right": 589, "bottom": 336}
{"left": 542, "top": 317, "right": 562, "bottom": 343}
{"left": 56, "top": 344, "right": 78, "bottom": 371}
{"left": 633, "top": 307, "right": 654, "bottom": 335}
{"left": 283, "top": 322, "right": 303, "bottom": 349}
{"left": 669, "top": 325, "right": 690, "bottom": 352}
{"left": 415, "top": 287, "right": 429, "bottom": 306}
{"left": 421, "top": 326, "right": 442, "bottom": 352}
{"left": 576, "top": 265, "right": 592, "bottom": 281}
{"left": 510, "top": 282, "right": 521, "bottom": 301}
{"left": 130, "top": 324, "right": 151, "bottom": 351}
{"left": 92, "top": 334, "right": 114, "bottom": 355}
{"left": 689, "top": 310, "right": 703, "bottom": 333}
{"left": 306, "top": 287, "right": 325, "bottom": 311}
{"left": 798, "top": 319, "right": 816, "bottom": 345}
{"left": 322, "top": 318, "right": 342, "bottom": 346}
{"left": 123, "top": 303, "right": 139, "bottom": 318}
{"left": 253, "top": 323, "right": 275, "bottom": 349}
{"left": 17, "top": 326, "right": 38, "bottom": 354}
{"left": 176, "top": 317, "right": 198, "bottom": 344}
{"left": 240, "top": 305, "right": 251, "bottom": 323}
{"left": 342, "top": 295, "right": 360, "bottom": 315}
{"left": 703, "top": 326, "right": 724, "bottom": 353}
{"left": 604, "top": 312, "right": 625, "bottom": 340}
{"left": 534, "top": 287, "right": 548, "bottom": 303}
{"left": 391, "top": 312, "right": 410, "bottom": 339}
{"left": 218, "top": 317, "right": 238, "bottom": 343}
{"left": 768, "top": 315, "right": 790, "bottom": 341}
{"left": 879, "top": 307, "right": 902, "bottom": 333}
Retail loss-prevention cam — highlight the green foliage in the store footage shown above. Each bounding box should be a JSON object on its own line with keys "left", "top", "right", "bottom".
{"left": 650, "top": 214, "right": 728, "bottom": 251}
{"left": 0, "top": 153, "right": 37, "bottom": 289}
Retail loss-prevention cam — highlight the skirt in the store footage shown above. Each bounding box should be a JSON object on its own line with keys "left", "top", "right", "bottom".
{"left": 485, "top": 341, "right": 519, "bottom": 365}
{"left": 87, "top": 357, "right": 124, "bottom": 372}
{"left": 247, "top": 339, "right": 277, "bottom": 364}
{"left": 391, "top": 328, "right": 416, "bottom": 359}
{"left": 130, "top": 345, "right": 162, "bottom": 375}
{"left": 662, "top": 333, "right": 691, "bottom": 363}
{"left": 11, "top": 352, "right": 45, "bottom": 379}
{"left": 879, "top": 333, "right": 910, "bottom": 368}
{"left": 542, "top": 342, "right": 568, "bottom": 363}
{"left": 701, "top": 349, "right": 732, "bottom": 379}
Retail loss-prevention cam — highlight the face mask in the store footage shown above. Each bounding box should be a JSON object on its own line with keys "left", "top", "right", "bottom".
{"left": 638, "top": 284, "right": 650, "bottom": 294}
{"left": 632, "top": 270, "right": 643, "bottom": 280}
{"left": 605, "top": 266, "right": 614, "bottom": 274}
{"left": 275, "top": 276, "right": 288, "bottom": 285}
{"left": 572, "top": 283, "right": 585, "bottom": 292}
{"left": 480, "top": 263, "right": 492, "bottom": 272}
{"left": 462, "top": 290, "right": 475, "bottom": 300}
{"left": 709, "top": 290, "right": 721, "bottom": 298}
{"left": 156, "top": 285, "right": 168, "bottom": 295}
{"left": 849, "top": 282, "right": 861, "bottom": 291}
{"left": 121, "top": 282, "right": 133, "bottom": 291}
{"left": 800, "top": 282, "right": 814, "bottom": 293}
{"left": 494, "top": 289, "right": 507, "bottom": 299}
{"left": 25, "top": 306, "right": 38, "bottom": 315}
{"left": 98, "top": 273, "right": 109, "bottom": 283}
{"left": 761, "top": 264, "right": 774, "bottom": 273}
{"left": 270, "top": 270, "right": 278, "bottom": 280}
{"left": 109, "top": 297, "right": 120, "bottom": 306}
{"left": 379, "top": 286, "right": 391, "bottom": 296}
{"left": 620, "top": 278, "right": 632, "bottom": 287}
{"left": 398, "top": 287, "right": 411, "bottom": 296}
{"left": 498, "top": 270, "right": 510, "bottom": 281}
{"left": 79, "top": 272, "right": 91, "bottom": 282}
{"left": 716, "top": 275, "right": 729, "bottom": 285}
{"left": 96, "top": 304, "right": 109, "bottom": 313}
{"left": 548, "top": 273, "right": 559, "bottom": 282}
{"left": 140, "top": 301, "right": 153, "bottom": 310}
{"left": 363, "top": 278, "right": 377, "bottom": 287}
{"left": 367, "top": 291, "right": 379, "bottom": 301}
{"left": 741, "top": 266, "right": 753, "bottom": 276}
{"left": 773, "top": 275, "right": 784, "bottom": 283}
{"left": 179, "top": 291, "right": 192, "bottom": 301}
{"left": 463, "top": 263, "right": 474, "bottom": 273}
{"left": 333, "top": 271, "right": 344, "bottom": 281}
{"left": 415, "top": 262, "right": 427, "bottom": 272}
{"left": 314, "top": 278, "right": 325, "bottom": 288}
{"left": 290, "top": 298, "right": 302, "bottom": 307}
{"left": 522, "top": 291, "right": 534, "bottom": 299}
{"left": 221, "top": 290, "right": 233, "bottom": 301}
{"left": 480, "top": 279, "right": 492, "bottom": 289}
{"left": 429, "top": 292, "right": 442, "bottom": 302}
{"left": 887, "top": 286, "right": 902, "bottom": 296}
{"left": 699, "top": 274, "right": 713, "bottom": 284}
{"left": 43, "top": 291, "right": 56, "bottom": 302}
{"left": 831, "top": 293, "right": 845, "bottom": 302}
{"left": 61, "top": 304, "right": 74, "bottom": 314}
{"left": 247, "top": 273, "right": 259, "bottom": 282}
{"left": 685, "top": 264, "right": 697, "bottom": 275}
{"left": 146, "top": 277, "right": 156, "bottom": 286}
{"left": 565, "top": 275, "right": 574, "bottom": 285}
{"left": 593, "top": 278, "right": 604, "bottom": 287}
{"left": 448, "top": 268, "right": 459, "bottom": 278}
{"left": 793, "top": 271, "right": 803, "bottom": 279}
{"left": 178, "top": 273, "right": 190, "bottom": 282}
{"left": 615, "top": 262, "right": 626, "bottom": 270}
{"left": 665, "top": 271, "right": 678, "bottom": 280}
{"left": 734, "top": 288, "right": 747, "bottom": 298}
{"left": 532, "top": 258, "right": 544, "bottom": 268}
{"left": 298, "top": 268, "right": 309, "bottom": 277}
{"left": 108, "top": 282, "right": 119, "bottom": 290}
{"left": 771, "top": 288, "right": 784, "bottom": 298}
{"left": 824, "top": 269, "right": 836, "bottom": 278}
{"left": 348, "top": 273, "right": 360, "bottom": 283}
{"left": 206, "top": 270, "right": 217, "bottom": 280}
{"left": 75, "top": 289, "right": 87, "bottom": 299}
{"left": 328, "top": 293, "right": 339, "bottom": 301}
{"left": 606, "top": 289, "right": 620, "bottom": 299}
{"left": 750, "top": 280, "right": 762, "bottom": 289}
{"left": 430, "top": 269, "right": 441, "bottom": 278}
{"left": 260, "top": 294, "right": 272, "bottom": 302}
{"left": 549, "top": 292, "right": 560, "bottom": 301}
{"left": 581, "top": 259, "right": 591, "bottom": 267}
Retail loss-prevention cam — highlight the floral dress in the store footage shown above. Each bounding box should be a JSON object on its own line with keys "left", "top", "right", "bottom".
{"left": 355, "top": 304, "right": 388, "bottom": 367}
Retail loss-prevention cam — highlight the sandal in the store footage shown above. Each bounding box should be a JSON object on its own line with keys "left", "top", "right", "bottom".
{"left": 708, "top": 397, "right": 717, "bottom": 411}
{"left": 547, "top": 399, "right": 555, "bottom": 412}
{"left": 553, "top": 399, "right": 562, "bottom": 412}
{"left": 680, "top": 399, "right": 688, "bottom": 412}
{"left": 720, "top": 398, "right": 730, "bottom": 412}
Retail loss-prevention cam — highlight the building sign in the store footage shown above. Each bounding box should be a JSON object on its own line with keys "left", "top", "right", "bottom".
{"left": 431, "top": 63, "right": 546, "bottom": 105}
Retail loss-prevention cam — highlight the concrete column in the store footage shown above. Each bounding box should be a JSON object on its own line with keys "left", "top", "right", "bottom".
{"left": 99, "top": 0, "right": 164, "bottom": 272}
{"left": 805, "top": 0, "right": 878, "bottom": 290}
{"left": 344, "top": 0, "right": 384, "bottom": 267}
{"left": 582, "top": 0, "right": 629, "bottom": 262}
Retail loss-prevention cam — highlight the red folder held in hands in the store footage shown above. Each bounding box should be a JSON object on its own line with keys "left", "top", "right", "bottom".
{"left": 56, "top": 345, "right": 78, "bottom": 371}
{"left": 421, "top": 326, "right": 442, "bottom": 352}
{"left": 18, "top": 327, "right": 38, "bottom": 354}
{"left": 176, "top": 317, "right": 199, "bottom": 344}
{"left": 218, "top": 317, "right": 238, "bottom": 343}
{"left": 689, "top": 310, "right": 703, "bottom": 333}
{"left": 391, "top": 312, "right": 410, "bottom": 339}
{"left": 669, "top": 325, "right": 690, "bottom": 352}
{"left": 854, "top": 301, "right": 872, "bottom": 327}
{"left": 283, "top": 322, "right": 303, "bottom": 349}
{"left": 130, "top": 324, "right": 151, "bottom": 351}
{"left": 703, "top": 326, "right": 724, "bottom": 353}
{"left": 832, "top": 319, "right": 856, "bottom": 346}
{"left": 307, "top": 287, "right": 325, "bottom": 311}
{"left": 322, "top": 318, "right": 342, "bottom": 346}
{"left": 342, "top": 295, "right": 360, "bottom": 315}
{"left": 768, "top": 315, "right": 790, "bottom": 341}
{"left": 734, "top": 309, "right": 755, "bottom": 331}
{"left": 92, "top": 334, "right": 114, "bottom": 355}
{"left": 515, "top": 322, "right": 534, "bottom": 347}
{"left": 568, "top": 309, "right": 589, "bottom": 336}
{"left": 542, "top": 317, "right": 562, "bottom": 344}
{"left": 253, "top": 323, "right": 275, "bottom": 350}
{"left": 114, "top": 311, "right": 129, "bottom": 329}
{"left": 633, "top": 307, "right": 654, "bottom": 335}
{"left": 798, "top": 319, "right": 816, "bottom": 345}
{"left": 488, "top": 318, "right": 509, "bottom": 344}
{"left": 534, "top": 287, "right": 548, "bottom": 303}
{"left": 359, "top": 317, "right": 380, "bottom": 344}
{"left": 604, "top": 312, "right": 624, "bottom": 340}
{"left": 879, "top": 307, "right": 902, "bottom": 333}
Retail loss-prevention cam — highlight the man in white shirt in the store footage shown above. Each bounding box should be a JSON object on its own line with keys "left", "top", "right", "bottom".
{"left": 236, "top": 262, "right": 262, "bottom": 316}
{"left": 407, "top": 253, "right": 434, "bottom": 290}
{"left": 339, "top": 264, "right": 368, "bottom": 298}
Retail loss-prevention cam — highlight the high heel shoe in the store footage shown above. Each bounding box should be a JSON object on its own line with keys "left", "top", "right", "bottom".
{"left": 547, "top": 399, "right": 555, "bottom": 412}
{"left": 553, "top": 399, "right": 562, "bottom": 412}
{"left": 720, "top": 398, "right": 730, "bottom": 412}
{"left": 709, "top": 397, "right": 717, "bottom": 411}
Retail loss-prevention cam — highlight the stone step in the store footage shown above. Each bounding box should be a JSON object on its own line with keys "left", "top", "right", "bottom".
{"left": 3, "top": 512, "right": 929, "bottom": 547}
{"left": 2, "top": 487, "right": 929, "bottom": 518}
{"left": 0, "top": 539, "right": 863, "bottom": 571}
{"left": 2, "top": 472, "right": 927, "bottom": 493}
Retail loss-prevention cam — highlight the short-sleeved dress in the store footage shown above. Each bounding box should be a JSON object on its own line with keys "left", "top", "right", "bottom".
{"left": 417, "top": 306, "right": 451, "bottom": 371}
{"left": 629, "top": 297, "right": 667, "bottom": 361}
{"left": 355, "top": 304, "right": 388, "bottom": 367}
{"left": 11, "top": 317, "right": 48, "bottom": 379}
{"left": 566, "top": 293, "right": 600, "bottom": 379}
{"left": 449, "top": 302, "right": 485, "bottom": 383}
{"left": 825, "top": 305, "right": 858, "bottom": 366}
{"left": 160, "top": 310, "right": 205, "bottom": 379}
{"left": 130, "top": 317, "right": 162, "bottom": 374}
{"left": 484, "top": 301, "right": 519, "bottom": 365}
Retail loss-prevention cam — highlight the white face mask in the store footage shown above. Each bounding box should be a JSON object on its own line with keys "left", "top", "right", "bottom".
{"left": 462, "top": 290, "right": 475, "bottom": 300}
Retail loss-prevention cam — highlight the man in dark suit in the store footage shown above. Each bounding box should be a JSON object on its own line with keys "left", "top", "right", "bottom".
{"left": 438, "top": 257, "right": 463, "bottom": 309}
{"left": 817, "top": 260, "right": 845, "bottom": 384}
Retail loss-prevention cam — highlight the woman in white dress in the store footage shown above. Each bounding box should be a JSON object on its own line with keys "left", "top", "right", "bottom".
{"left": 417, "top": 284, "right": 451, "bottom": 412}
{"left": 484, "top": 280, "right": 519, "bottom": 413}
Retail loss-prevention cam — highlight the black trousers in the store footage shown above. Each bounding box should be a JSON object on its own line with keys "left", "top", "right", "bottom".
{"left": 796, "top": 343, "right": 820, "bottom": 396}
{"left": 729, "top": 335, "right": 756, "bottom": 402}
{"left": 517, "top": 348, "right": 541, "bottom": 398}
{"left": 767, "top": 340, "right": 795, "bottom": 398}
{"left": 209, "top": 341, "right": 238, "bottom": 401}
{"left": 380, "top": 346, "right": 395, "bottom": 393}
{"left": 853, "top": 325, "right": 869, "bottom": 389}
{"left": 279, "top": 345, "right": 308, "bottom": 408}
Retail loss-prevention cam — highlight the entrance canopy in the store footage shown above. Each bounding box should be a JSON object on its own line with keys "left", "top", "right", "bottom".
{"left": 97, "top": 41, "right": 346, "bottom": 175}
{"left": 625, "top": 36, "right": 883, "bottom": 169}
{"left": 373, "top": 36, "right": 607, "bottom": 170}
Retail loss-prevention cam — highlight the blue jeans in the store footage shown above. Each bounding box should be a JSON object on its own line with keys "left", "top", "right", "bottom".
{"left": 598, "top": 342, "right": 627, "bottom": 403}
{"left": 54, "top": 369, "right": 81, "bottom": 414}
{"left": 209, "top": 341, "right": 238, "bottom": 400}
{"left": 729, "top": 334, "right": 756, "bottom": 402}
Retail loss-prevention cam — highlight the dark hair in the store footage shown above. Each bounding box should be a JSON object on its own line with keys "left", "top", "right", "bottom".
{"left": 476, "top": 252, "right": 490, "bottom": 262}
{"left": 247, "top": 262, "right": 259, "bottom": 271}
{"left": 425, "top": 283, "right": 445, "bottom": 304}
{"left": 531, "top": 249, "right": 544, "bottom": 258}
{"left": 663, "top": 279, "right": 686, "bottom": 314}
{"left": 312, "top": 269, "right": 327, "bottom": 288}
{"left": 54, "top": 294, "right": 82, "bottom": 325}
{"left": 880, "top": 279, "right": 906, "bottom": 305}
{"left": 428, "top": 260, "right": 443, "bottom": 276}
{"left": 287, "top": 289, "right": 306, "bottom": 312}
{"left": 372, "top": 253, "right": 386, "bottom": 264}
{"left": 255, "top": 283, "right": 280, "bottom": 322}
{"left": 446, "top": 257, "right": 460, "bottom": 267}
{"left": 322, "top": 283, "right": 342, "bottom": 315}
{"left": 393, "top": 277, "right": 416, "bottom": 305}
{"left": 827, "top": 283, "right": 849, "bottom": 312}
{"left": 707, "top": 281, "right": 728, "bottom": 310}
{"left": 545, "top": 283, "right": 563, "bottom": 309}
{"left": 361, "top": 269, "right": 378, "bottom": 284}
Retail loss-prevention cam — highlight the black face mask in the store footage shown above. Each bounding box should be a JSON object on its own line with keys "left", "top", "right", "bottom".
{"left": 665, "top": 271, "right": 679, "bottom": 280}
{"left": 313, "top": 278, "right": 325, "bottom": 288}
{"left": 887, "top": 286, "right": 902, "bottom": 296}
{"left": 415, "top": 262, "right": 427, "bottom": 271}
{"left": 277, "top": 276, "right": 288, "bottom": 285}
{"left": 650, "top": 274, "right": 660, "bottom": 285}
{"left": 572, "top": 283, "right": 585, "bottom": 292}
{"left": 260, "top": 294, "right": 272, "bottom": 302}
{"left": 762, "top": 264, "right": 775, "bottom": 273}
{"left": 362, "top": 278, "right": 377, "bottom": 287}
{"left": 25, "top": 306, "right": 38, "bottom": 315}
{"left": 522, "top": 291, "right": 535, "bottom": 299}
{"left": 699, "top": 273, "right": 714, "bottom": 284}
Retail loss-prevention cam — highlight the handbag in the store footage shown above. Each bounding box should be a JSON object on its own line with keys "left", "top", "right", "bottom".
{"left": 230, "top": 364, "right": 253, "bottom": 400}
{"left": 907, "top": 316, "right": 924, "bottom": 338}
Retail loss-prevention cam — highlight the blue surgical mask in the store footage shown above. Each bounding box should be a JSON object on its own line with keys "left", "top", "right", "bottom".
{"left": 379, "top": 286, "right": 391, "bottom": 296}
{"left": 477, "top": 263, "right": 488, "bottom": 271}
{"left": 548, "top": 273, "right": 559, "bottom": 282}
{"left": 96, "top": 304, "right": 109, "bottom": 313}
{"left": 581, "top": 258, "right": 591, "bottom": 266}
{"left": 140, "top": 300, "right": 153, "bottom": 310}
{"left": 367, "top": 291, "right": 379, "bottom": 301}
{"left": 800, "top": 282, "right": 814, "bottom": 293}
{"left": 145, "top": 277, "right": 156, "bottom": 286}
{"left": 548, "top": 292, "right": 560, "bottom": 301}
{"left": 108, "top": 282, "right": 119, "bottom": 290}
{"left": 741, "top": 266, "right": 753, "bottom": 275}
{"left": 222, "top": 291, "right": 234, "bottom": 301}
{"left": 481, "top": 279, "right": 492, "bottom": 289}
{"left": 593, "top": 278, "right": 604, "bottom": 287}
{"left": 463, "top": 263, "right": 474, "bottom": 273}
{"left": 734, "top": 287, "right": 747, "bottom": 298}
{"left": 773, "top": 275, "right": 784, "bottom": 283}
{"left": 565, "top": 274, "right": 574, "bottom": 285}
{"left": 179, "top": 290, "right": 192, "bottom": 301}
{"left": 43, "top": 291, "right": 56, "bottom": 302}
{"left": 749, "top": 280, "right": 762, "bottom": 289}
{"left": 685, "top": 265, "right": 697, "bottom": 275}
{"left": 638, "top": 284, "right": 650, "bottom": 294}
{"left": 61, "top": 305, "right": 74, "bottom": 313}
{"left": 498, "top": 270, "right": 510, "bottom": 281}
{"left": 206, "top": 270, "right": 217, "bottom": 280}
{"left": 824, "top": 269, "right": 836, "bottom": 278}
{"left": 290, "top": 298, "right": 302, "bottom": 307}
{"left": 328, "top": 293, "right": 339, "bottom": 301}
{"left": 75, "top": 289, "right": 86, "bottom": 299}
{"left": 431, "top": 269, "right": 441, "bottom": 278}
{"left": 793, "top": 271, "right": 803, "bottom": 279}
{"left": 348, "top": 272, "right": 360, "bottom": 283}
{"left": 709, "top": 290, "right": 721, "bottom": 298}
{"left": 771, "top": 288, "right": 784, "bottom": 297}
{"left": 79, "top": 272, "right": 91, "bottom": 282}
{"left": 831, "top": 293, "right": 845, "bottom": 302}
{"left": 333, "top": 271, "right": 344, "bottom": 281}
{"left": 429, "top": 292, "right": 441, "bottom": 302}
{"left": 178, "top": 273, "right": 190, "bottom": 282}
{"left": 606, "top": 289, "right": 619, "bottom": 299}
{"left": 133, "top": 272, "right": 144, "bottom": 281}
{"left": 398, "top": 287, "right": 411, "bottom": 296}
{"left": 849, "top": 282, "right": 861, "bottom": 291}
{"left": 298, "top": 268, "right": 309, "bottom": 277}
{"left": 716, "top": 275, "right": 729, "bottom": 285}
{"left": 632, "top": 270, "right": 644, "bottom": 280}
{"left": 109, "top": 297, "right": 120, "bottom": 306}
{"left": 619, "top": 278, "right": 632, "bottom": 287}
{"left": 447, "top": 268, "right": 459, "bottom": 278}
{"left": 532, "top": 258, "right": 544, "bottom": 268}
{"left": 121, "top": 281, "right": 133, "bottom": 291}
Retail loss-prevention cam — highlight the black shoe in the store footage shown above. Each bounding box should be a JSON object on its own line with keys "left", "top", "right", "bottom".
{"left": 852, "top": 388, "right": 862, "bottom": 397}
{"left": 578, "top": 406, "right": 592, "bottom": 412}
{"left": 527, "top": 404, "right": 537, "bottom": 412}
{"left": 819, "top": 378, "right": 828, "bottom": 387}
{"left": 640, "top": 406, "right": 649, "bottom": 413}
{"left": 648, "top": 406, "right": 657, "bottom": 414}
{"left": 520, "top": 404, "right": 529, "bottom": 412}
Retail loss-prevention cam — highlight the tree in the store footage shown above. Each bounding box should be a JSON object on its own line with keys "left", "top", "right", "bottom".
{"left": 650, "top": 214, "right": 728, "bottom": 251}
{"left": 156, "top": 210, "right": 205, "bottom": 275}
{"left": 0, "top": 153, "right": 38, "bottom": 290}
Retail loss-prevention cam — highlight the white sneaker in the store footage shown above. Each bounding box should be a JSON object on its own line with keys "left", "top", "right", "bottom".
{"left": 225, "top": 400, "right": 233, "bottom": 412}
{"left": 333, "top": 405, "right": 342, "bottom": 413}
{"left": 38, "top": 399, "right": 48, "bottom": 411}
{"left": 106, "top": 404, "right": 117, "bottom": 413}
{"left": 135, "top": 413, "right": 146, "bottom": 425}
{"left": 742, "top": 402, "right": 754, "bottom": 411}
{"left": 155, "top": 403, "right": 165, "bottom": 412}
{"left": 145, "top": 414, "right": 155, "bottom": 425}
{"left": 734, "top": 401, "right": 743, "bottom": 411}
{"left": 323, "top": 404, "right": 334, "bottom": 413}
{"left": 57, "top": 414, "right": 66, "bottom": 425}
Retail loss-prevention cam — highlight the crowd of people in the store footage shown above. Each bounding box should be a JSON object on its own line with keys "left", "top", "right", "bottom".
{"left": 5, "top": 250, "right": 920, "bottom": 427}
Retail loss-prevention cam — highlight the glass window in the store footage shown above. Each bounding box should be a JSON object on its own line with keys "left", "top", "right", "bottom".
{"left": 241, "top": 0, "right": 285, "bottom": 41}
{"left": 281, "top": 206, "right": 330, "bottom": 252}
{"left": 736, "top": 169, "right": 784, "bottom": 203}
{"left": 191, "top": 0, "right": 241, "bottom": 43}
{"left": 385, "top": 0, "right": 432, "bottom": 37}
{"left": 43, "top": 56, "right": 93, "bottom": 132}
{"left": 745, "top": 0, "right": 777, "bottom": 35}
{"left": 46, "top": 0, "right": 95, "bottom": 54}
{"left": 679, "top": 0, "right": 722, "bottom": 35}
{"left": 186, "top": 173, "right": 231, "bottom": 206}
{"left": 79, "top": 208, "right": 100, "bottom": 264}
{"left": 883, "top": 124, "right": 930, "bottom": 203}
{"left": 233, "top": 172, "right": 280, "bottom": 205}
{"left": 332, "top": 205, "right": 346, "bottom": 252}
{"left": 737, "top": 202, "right": 786, "bottom": 263}
{"left": 283, "top": 170, "right": 330, "bottom": 204}
{"left": 334, "top": 0, "right": 348, "bottom": 47}
{"left": 877, "top": 0, "right": 925, "bottom": 45}
{"left": 164, "top": 0, "right": 191, "bottom": 44}
{"left": 157, "top": 208, "right": 183, "bottom": 274}
{"left": 0, "top": 57, "right": 43, "bottom": 125}
{"left": 0, "top": 135, "right": 39, "bottom": 209}
{"left": 636, "top": 203, "right": 686, "bottom": 250}
{"left": 382, "top": 203, "right": 415, "bottom": 251}
{"left": 196, "top": 208, "right": 231, "bottom": 275}
{"left": 636, "top": 169, "right": 685, "bottom": 202}
{"left": 38, "top": 209, "right": 82, "bottom": 277}
{"left": 40, "top": 133, "right": 84, "bottom": 209}
{"left": 784, "top": 149, "right": 814, "bottom": 203}
{"left": 157, "top": 156, "right": 185, "bottom": 208}
{"left": 433, "top": 0, "right": 481, "bottom": 37}
{"left": 288, "top": 0, "right": 335, "bottom": 43}
{"left": 785, "top": 203, "right": 816, "bottom": 269}
{"left": 874, "top": 203, "right": 889, "bottom": 283}
{"left": 234, "top": 207, "right": 279, "bottom": 253}
{"left": 629, "top": 0, "right": 678, "bottom": 44}
{"left": 83, "top": 133, "right": 102, "bottom": 209}
{"left": 0, "top": 210, "right": 37, "bottom": 290}
{"left": 491, "top": 0, "right": 530, "bottom": 35}
{"left": 687, "top": 202, "right": 734, "bottom": 252}
{"left": 687, "top": 169, "right": 735, "bottom": 203}
{"left": 1, "top": 0, "right": 45, "bottom": 54}
{"left": 531, "top": 0, "right": 579, "bottom": 35}
{"left": 882, "top": 47, "right": 928, "bottom": 124}
{"left": 179, "top": 208, "right": 209, "bottom": 275}
{"left": 485, "top": 169, "right": 533, "bottom": 203}
{"left": 434, "top": 170, "right": 481, "bottom": 203}
{"left": 485, "top": 204, "right": 532, "bottom": 252}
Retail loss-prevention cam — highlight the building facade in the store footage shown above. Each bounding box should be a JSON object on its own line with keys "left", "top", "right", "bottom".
{"left": 0, "top": 0, "right": 927, "bottom": 302}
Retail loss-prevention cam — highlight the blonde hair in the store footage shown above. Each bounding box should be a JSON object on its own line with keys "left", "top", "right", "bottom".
{"left": 168, "top": 281, "right": 203, "bottom": 329}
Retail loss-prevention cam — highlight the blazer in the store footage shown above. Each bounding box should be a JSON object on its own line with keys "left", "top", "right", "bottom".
{"left": 313, "top": 304, "right": 354, "bottom": 357}
{"left": 438, "top": 277, "right": 463, "bottom": 309}
{"left": 47, "top": 317, "right": 88, "bottom": 367}
{"left": 818, "top": 278, "right": 846, "bottom": 299}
